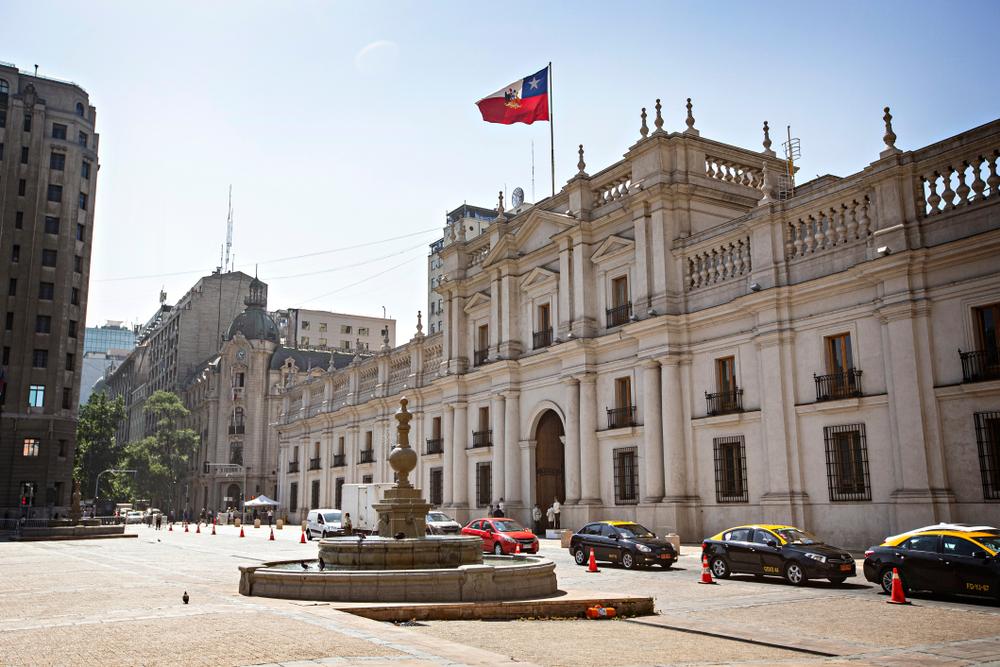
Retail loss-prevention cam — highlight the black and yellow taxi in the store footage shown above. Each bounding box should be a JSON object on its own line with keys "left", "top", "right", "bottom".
{"left": 863, "top": 524, "right": 1000, "bottom": 599}
{"left": 569, "top": 521, "right": 677, "bottom": 569}
{"left": 702, "top": 524, "right": 856, "bottom": 585}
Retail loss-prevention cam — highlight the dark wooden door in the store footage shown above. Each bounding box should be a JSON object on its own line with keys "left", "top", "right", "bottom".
{"left": 535, "top": 410, "right": 565, "bottom": 529}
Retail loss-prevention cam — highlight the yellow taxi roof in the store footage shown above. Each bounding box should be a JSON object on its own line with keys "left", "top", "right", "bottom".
{"left": 603, "top": 520, "right": 643, "bottom": 526}
{"left": 883, "top": 529, "right": 999, "bottom": 551}
{"left": 708, "top": 524, "right": 801, "bottom": 542}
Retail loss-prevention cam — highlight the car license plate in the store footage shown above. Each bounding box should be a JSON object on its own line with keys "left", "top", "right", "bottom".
{"left": 840, "top": 564, "right": 852, "bottom": 572}
{"left": 658, "top": 554, "right": 671, "bottom": 559}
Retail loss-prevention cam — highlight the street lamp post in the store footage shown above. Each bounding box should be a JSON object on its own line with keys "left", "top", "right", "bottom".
{"left": 94, "top": 468, "right": 137, "bottom": 514}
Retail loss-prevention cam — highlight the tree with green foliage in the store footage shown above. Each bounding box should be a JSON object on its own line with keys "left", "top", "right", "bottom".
{"left": 74, "top": 392, "right": 126, "bottom": 499}
{"left": 121, "top": 390, "right": 199, "bottom": 513}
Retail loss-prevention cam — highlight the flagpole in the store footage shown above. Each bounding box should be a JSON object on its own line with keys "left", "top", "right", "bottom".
{"left": 548, "top": 61, "right": 555, "bottom": 197}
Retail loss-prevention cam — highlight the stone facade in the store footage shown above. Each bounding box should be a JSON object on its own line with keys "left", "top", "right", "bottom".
{"left": 276, "top": 108, "right": 1000, "bottom": 548}
{"left": 276, "top": 308, "right": 396, "bottom": 354}
{"left": 0, "top": 63, "right": 99, "bottom": 516}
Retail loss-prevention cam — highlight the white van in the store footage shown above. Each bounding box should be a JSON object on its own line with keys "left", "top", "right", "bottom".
{"left": 306, "top": 509, "right": 344, "bottom": 540}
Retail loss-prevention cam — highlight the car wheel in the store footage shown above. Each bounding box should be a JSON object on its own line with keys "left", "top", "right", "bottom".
{"left": 880, "top": 567, "right": 903, "bottom": 595}
{"left": 783, "top": 561, "right": 806, "bottom": 586}
{"left": 828, "top": 576, "right": 847, "bottom": 585}
{"left": 710, "top": 556, "right": 731, "bottom": 579}
{"left": 621, "top": 551, "right": 636, "bottom": 570}
{"left": 493, "top": 542, "right": 504, "bottom": 555}
{"left": 574, "top": 548, "right": 587, "bottom": 566}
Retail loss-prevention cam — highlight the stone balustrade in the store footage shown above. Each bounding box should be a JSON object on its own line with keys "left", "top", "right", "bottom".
{"left": 785, "top": 194, "right": 873, "bottom": 259}
{"left": 705, "top": 155, "right": 762, "bottom": 188}
{"left": 589, "top": 162, "right": 633, "bottom": 207}
{"left": 685, "top": 236, "right": 751, "bottom": 290}
{"left": 917, "top": 150, "right": 999, "bottom": 217}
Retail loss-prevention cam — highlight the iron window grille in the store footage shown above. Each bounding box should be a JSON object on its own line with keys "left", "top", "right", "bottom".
{"left": 606, "top": 405, "right": 637, "bottom": 429}
{"left": 471, "top": 430, "right": 492, "bottom": 448}
{"left": 287, "top": 460, "right": 299, "bottom": 473}
{"left": 814, "top": 369, "right": 863, "bottom": 401}
{"left": 473, "top": 349, "right": 489, "bottom": 366}
{"left": 606, "top": 301, "right": 633, "bottom": 328}
{"left": 713, "top": 435, "right": 749, "bottom": 503}
{"left": 533, "top": 328, "right": 553, "bottom": 349}
{"left": 335, "top": 478, "right": 345, "bottom": 509}
{"left": 429, "top": 468, "right": 444, "bottom": 506}
{"left": 308, "top": 457, "right": 321, "bottom": 470}
{"left": 359, "top": 449, "right": 375, "bottom": 464}
{"left": 823, "top": 424, "right": 871, "bottom": 502}
{"left": 425, "top": 438, "right": 443, "bottom": 455}
{"left": 475, "top": 462, "right": 492, "bottom": 508}
{"left": 289, "top": 483, "right": 298, "bottom": 512}
{"left": 960, "top": 348, "right": 1000, "bottom": 383}
{"left": 361, "top": 474, "right": 373, "bottom": 484}
{"left": 229, "top": 444, "right": 243, "bottom": 466}
{"left": 613, "top": 446, "right": 639, "bottom": 505}
{"left": 705, "top": 388, "right": 743, "bottom": 416}
{"left": 974, "top": 411, "right": 1000, "bottom": 501}
{"left": 331, "top": 454, "right": 346, "bottom": 467}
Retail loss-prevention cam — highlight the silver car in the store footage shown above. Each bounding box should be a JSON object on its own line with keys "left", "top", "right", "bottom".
{"left": 426, "top": 511, "right": 462, "bottom": 535}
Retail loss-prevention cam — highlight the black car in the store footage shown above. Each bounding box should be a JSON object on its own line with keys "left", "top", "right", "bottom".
{"left": 702, "top": 524, "right": 856, "bottom": 585}
{"left": 863, "top": 527, "right": 1000, "bottom": 599}
{"left": 569, "top": 521, "right": 676, "bottom": 569}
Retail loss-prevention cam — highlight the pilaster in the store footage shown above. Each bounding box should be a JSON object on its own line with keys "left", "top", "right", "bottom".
{"left": 578, "top": 372, "right": 600, "bottom": 504}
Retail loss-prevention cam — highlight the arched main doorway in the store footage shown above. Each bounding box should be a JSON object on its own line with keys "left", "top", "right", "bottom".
{"left": 225, "top": 483, "right": 241, "bottom": 510}
{"left": 534, "top": 410, "right": 565, "bottom": 528}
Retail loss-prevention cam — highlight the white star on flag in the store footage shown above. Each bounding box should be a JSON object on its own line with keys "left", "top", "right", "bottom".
{"left": 527, "top": 77, "right": 540, "bottom": 90}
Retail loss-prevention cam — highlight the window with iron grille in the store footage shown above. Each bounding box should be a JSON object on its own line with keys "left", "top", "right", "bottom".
{"left": 289, "top": 482, "right": 298, "bottom": 512}
{"left": 362, "top": 474, "right": 373, "bottom": 484}
{"left": 713, "top": 436, "right": 748, "bottom": 503}
{"left": 613, "top": 446, "right": 639, "bottom": 505}
{"left": 429, "top": 467, "right": 443, "bottom": 506}
{"left": 475, "top": 462, "right": 492, "bottom": 508}
{"left": 974, "top": 412, "right": 1000, "bottom": 501}
{"left": 310, "top": 480, "right": 320, "bottom": 509}
{"left": 823, "top": 424, "right": 871, "bottom": 501}
{"left": 335, "top": 478, "right": 345, "bottom": 509}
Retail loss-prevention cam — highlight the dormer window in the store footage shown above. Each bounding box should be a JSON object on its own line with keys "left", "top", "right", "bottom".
{"left": 75, "top": 102, "right": 85, "bottom": 117}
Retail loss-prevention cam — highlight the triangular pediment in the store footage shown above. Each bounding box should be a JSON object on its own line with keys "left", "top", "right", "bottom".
{"left": 482, "top": 234, "right": 516, "bottom": 267}
{"left": 512, "top": 209, "right": 577, "bottom": 254}
{"left": 590, "top": 235, "right": 635, "bottom": 264}
{"left": 463, "top": 291, "right": 492, "bottom": 313}
{"left": 518, "top": 266, "right": 558, "bottom": 290}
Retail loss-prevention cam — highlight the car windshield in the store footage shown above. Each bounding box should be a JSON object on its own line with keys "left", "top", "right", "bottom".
{"left": 614, "top": 523, "right": 655, "bottom": 538}
{"left": 427, "top": 513, "right": 451, "bottom": 522}
{"left": 975, "top": 535, "right": 1000, "bottom": 553}
{"left": 492, "top": 520, "right": 524, "bottom": 532}
{"left": 773, "top": 528, "right": 821, "bottom": 545}
{"left": 322, "top": 512, "right": 341, "bottom": 523}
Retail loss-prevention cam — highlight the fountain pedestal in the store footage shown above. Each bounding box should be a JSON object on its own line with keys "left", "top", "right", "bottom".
{"left": 373, "top": 487, "right": 431, "bottom": 539}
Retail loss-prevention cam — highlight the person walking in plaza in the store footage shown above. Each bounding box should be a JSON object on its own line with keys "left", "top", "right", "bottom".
{"left": 343, "top": 512, "right": 353, "bottom": 536}
{"left": 552, "top": 498, "right": 561, "bottom": 529}
{"left": 155, "top": 513, "right": 162, "bottom": 530}
{"left": 545, "top": 504, "right": 555, "bottom": 532}
{"left": 267, "top": 508, "right": 273, "bottom": 527}
{"left": 532, "top": 504, "right": 542, "bottom": 534}
{"left": 498, "top": 497, "right": 506, "bottom": 516}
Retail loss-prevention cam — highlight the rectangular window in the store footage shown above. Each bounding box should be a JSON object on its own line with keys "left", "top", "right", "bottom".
{"left": 74, "top": 255, "right": 82, "bottom": 273}
{"left": 81, "top": 160, "right": 91, "bottom": 179}
{"left": 23, "top": 113, "right": 31, "bottom": 132}
{"left": 478, "top": 324, "right": 489, "bottom": 351}
{"left": 429, "top": 467, "right": 444, "bottom": 506}
{"left": 76, "top": 224, "right": 85, "bottom": 241}
{"left": 18, "top": 179, "right": 26, "bottom": 196}
{"left": 0, "top": 109, "right": 5, "bottom": 128}
{"left": 39, "top": 282, "right": 54, "bottom": 300}
{"left": 974, "top": 411, "right": 1000, "bottom": 501}
{"left": 71, "top": 288, "right": 79, "bottom": 305}
{"left": 478, "top": 406, "right": 490, "bottom": 431}
{"left": 301, "top": 320, "right": 310, "bottom": 330}
{"left": 340, "top": 340, "right": 349, "bottom": 350}
{"left": 68, "top": 320, "right": 77, "bottom": 338}
{"left": 716, "top": 356, "right": 736, "bottom": 393}
{"left": 49, "top": 152, "right": 65, "bottom": 170}
{"left": 36, "top": 315, "right": 51, "bottom": 333}
{"left": 340, "top": 324, "right": 352, "bottom": 334}
{"left": 0, "top": 142, "right": 4, "bottom": 160}
{"left": 358, "top": 327, "right": 369, "bottom": 336}
{"left": 365, "top": 431, "right": 373, "bottom": 449}
{"left": 58, "top": 440, "right": 68, "bottom": 457}
{"left": 973, "top": 303, "right": 1000, "bottom": 352}
{"left": 52, "top": 123, "right": 66, "bottom": 140}
{"left": 614, "top": 376, "right": 632, "bottom": 410}
{"left": 45, "top": 216, "right": 60, "bottom": 234}
{"left": 289, "top": 482, "right": 298, "bottom": 512}
{"left": 310, "top": 480, "right": 320, "bottom": 510}
{"left": 362, "top": 474, "right": 373, "bottom": 484}
{"left": 826, "top": 333, "right": 853, "bottom": 373}
{"left": 537, "top": 302, "right": 551, "bottom": 330}
{"left": 475, "top": 462, "right": 492, "bottom": 508}
{"left": 23, "top": 439, "right": 40, "bottom": 457}
{"left": 2, "top": 347, "right": 8, "bottom": 365}
{"left": 66, "top": 353, "right": 75, "bottom": 371}
{"left": 432, "top": 416, "right": 442, "bottom": 439}
{"left": 11, "top": 245, "right": 20, "bottom": 262}
{"left": 5, "top": 312, "right": 13, "bottom": 330}
{"left": 78, "top": 192, "right": 88, "bottom": 210}
{"left": 42, "top": 249, "right": 57, "bottom": 267}
{"left": 47, "top": 184, "right": 62, "bottom": 202}
{"left": 713, "top": 436, "right": 749, "bottom": 503}
{"left": 15, "top": 211, "right": 23, "bottom": 228}
{"left": 612, "top": 275, "right": 629, "bottom": 308}
{"left": 20, "top": 145, "right": 29, "bottom": 163}
{"left": 335, "top": 478, "right": 345, "bottom": 509}
{"left": 78, "top": 131, "right": 88, "bottom": 148}
{"left": 28, "top": 384, "right": 45, "bottom": 408}
{"left": 7, "top": 278, "right": 16, "bottom": 296}
{"left": 32, "top": 349, "right": 48, "bottom": 368}
{"left": 613, "top": 446, "right": 639, "bottom": 505}
{"left": 62, "top": 387, "right": 71, "bottom": 409}
{"left": 823, "top": 424, "right": 871, "bottom": 502}
{"left": 300, "top": 336, "right": 309, "bottom": 346}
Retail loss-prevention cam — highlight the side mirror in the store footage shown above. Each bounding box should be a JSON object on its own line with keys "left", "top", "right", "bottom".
{"left": 766, "top": 540, "right": 777, "bottom": 548}
{"left": 611, "top": 533, "right": 620, "bottom": 540}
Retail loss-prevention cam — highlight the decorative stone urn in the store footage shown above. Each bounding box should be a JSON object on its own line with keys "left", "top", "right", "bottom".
{"left": 372, "top": 397, "right": 432, "bottom": 539}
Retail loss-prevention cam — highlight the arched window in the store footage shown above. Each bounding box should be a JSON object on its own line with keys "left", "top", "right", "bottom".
{"left": 75, "top": 102, "right": 85, "bottom": 117}
{"left": 0, "top": 79, "right": 9, "bottom": 95}
{"left": 232, "top": 407, "right": 245, "bottom": 433}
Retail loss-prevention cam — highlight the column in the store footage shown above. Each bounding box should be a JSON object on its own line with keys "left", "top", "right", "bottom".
{"left": 642, "top": 360, "right": 665, "bottom": 502}
{"left": 660, "top": 357, "right": 685, "bottom": 499}
{"left": 452, "top": 402, "right": 468, "bottom": 507}
{"left": 491, "top": 393, "right": 505, "bottom": 503}
{"left": 563, "top": 378, "right": 581, "bottom": 503}
{"left": 520, "top": 440, "right": 535, "bottom": 511}
{"left": 442, "top": 405, "right": 454, "bottom": 506}
{"left": 558, "top": 241, "right": 572, "bottom": 337}
{"left": 490, "top": 271, "right": 501, "bottom": 354}
{"left": 579, "top": 373, "right": 600, "bottom": 503}
{"left": 503, "top": 390, "right": 521, "bottom": 503}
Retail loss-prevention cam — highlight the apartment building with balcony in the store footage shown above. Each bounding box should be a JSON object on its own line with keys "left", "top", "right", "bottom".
{"left": 273, "top": 103, "right": 1000, "bottom": 547}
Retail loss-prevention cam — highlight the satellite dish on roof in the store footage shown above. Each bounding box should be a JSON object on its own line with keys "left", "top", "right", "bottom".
{"left": 511, "top": 187, "right": 524, "bottom": 208}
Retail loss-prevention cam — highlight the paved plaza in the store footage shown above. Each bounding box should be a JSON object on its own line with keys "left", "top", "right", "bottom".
{"left": 2, "top": 526, "right": 999, "bottom": 666}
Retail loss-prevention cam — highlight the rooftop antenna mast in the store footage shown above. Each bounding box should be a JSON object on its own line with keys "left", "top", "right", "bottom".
{"left": 224, "top": 185, "right": 234, "bottom": 272}
{"left": 779, "top": 126, "right": 801, "bottom": 201}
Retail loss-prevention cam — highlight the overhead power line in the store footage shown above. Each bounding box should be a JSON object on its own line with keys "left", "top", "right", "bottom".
{"left": 296, "top": 254, "right": 425, "bottom": 306}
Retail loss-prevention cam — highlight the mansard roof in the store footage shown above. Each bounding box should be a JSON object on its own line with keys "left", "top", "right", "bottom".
{"left": 269, "top": 347, "right": 355, "bottom": 372}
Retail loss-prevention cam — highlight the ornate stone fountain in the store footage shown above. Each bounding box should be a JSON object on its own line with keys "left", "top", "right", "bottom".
{"left": 239, "top": 397, "right": 558, "bottom": 602}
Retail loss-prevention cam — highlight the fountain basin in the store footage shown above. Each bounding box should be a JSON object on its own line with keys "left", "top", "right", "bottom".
{"left": 239, "top": 554, "right": 557, "bottom": 602}
{"left": 317, "top": 534, "right": 482, "bottom": 570}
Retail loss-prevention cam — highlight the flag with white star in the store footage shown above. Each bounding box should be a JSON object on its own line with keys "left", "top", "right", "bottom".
{"left": 476, "top": 66, "right": 549, "bottom": 125}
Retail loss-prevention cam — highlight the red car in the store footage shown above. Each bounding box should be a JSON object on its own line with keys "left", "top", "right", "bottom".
{"left": 461, "top": 517, "right": 539, "bottom": 555}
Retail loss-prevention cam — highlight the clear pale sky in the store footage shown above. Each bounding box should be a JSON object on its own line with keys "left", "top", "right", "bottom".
{"left": 3, "top": 1, "right": 998, "bottom": 338}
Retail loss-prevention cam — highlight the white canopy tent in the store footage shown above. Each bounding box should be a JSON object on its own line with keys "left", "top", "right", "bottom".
{"left": 244, "top": 495, "right": 280, "bottom": 508}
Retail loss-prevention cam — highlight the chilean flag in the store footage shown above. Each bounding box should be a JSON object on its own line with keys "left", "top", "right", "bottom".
{"left": 476, "top": 66, "right": 549, "bottom": 125}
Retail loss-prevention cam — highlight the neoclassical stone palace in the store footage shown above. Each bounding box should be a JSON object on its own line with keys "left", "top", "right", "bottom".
{"left": 275, "top": 103, "right": 1000, "bottom": 547}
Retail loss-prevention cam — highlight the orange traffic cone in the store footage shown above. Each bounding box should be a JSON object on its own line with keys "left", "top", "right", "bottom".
{"left": 300, "top": 530, "right": 307, "bottom": 544}
{"left": 269, "top": 528, "right": 275, "bottom": 541}
{"left": 184, "top": 523, "right": 189, "bottom": 533}
{"left": 211, "top": 521, "right": 216, "bottom": 535}
{"left": 515, "top": 542, "right": 522, "bottom": 554}
{"left": 239, "top": 525, "right": 245, "bottom": 538}
{"left": 587, "top": 548, "right": 600, "bottom": 573}
{"left": 698, "top": 555, "right": 717, "bottom": 584}
{"left": 887, "top": 567, "right": 910, "bottom": 605}
{"left": 196, "top": 522, "right": 201, "bottom": 534}
{"left": 168, "top": 522, "right": 173, "bottom": 532}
